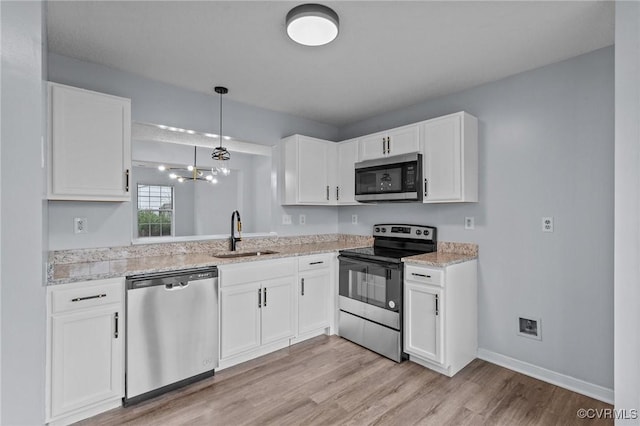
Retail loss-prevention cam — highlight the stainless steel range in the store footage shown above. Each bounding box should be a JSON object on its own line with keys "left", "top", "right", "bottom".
{"left": 338, "top": 224, "right": 437, "bottom": 362}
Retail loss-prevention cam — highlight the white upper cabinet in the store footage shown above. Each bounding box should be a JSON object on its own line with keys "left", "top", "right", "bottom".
{"left": 358, "top": 124, "right": 419, "bottom": 161}
{"left": 421, "top": 112, "right": 478, "bottom": 203}
{"left": 336, "top": 139, "right": 359, "bottom": 205}
{"left": 281, "top": 135, "right": 334, "bottom": 205}
{"left": 48, "top": 83, "right": 132, "bottom": 201}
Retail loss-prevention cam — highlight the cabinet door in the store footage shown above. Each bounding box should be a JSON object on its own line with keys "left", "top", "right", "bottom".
{"left": 220, "top": 283, "right": 261, "bottom": 359}
{"left": 388, "top": 124, "right": 420, "bottom": 156}
{"left": 404, "top": 282, "right": 443, "bottom": 364}
{"left": 298, "top": 269, "right": 331, "bottom": 334}
{"left": 337, "top": 139, "right": 358, "bottom": 204}
{"left": 50, "top": 306, "right": 122, "bottom": 418}
{"left": 358, "top": 131, "right": 387, "bottom": 161}
{"left": 422, "top": 115, "right": 462, "bottom": 202}
{"left": 261, "top": 277, "right": 296, "bottom": 345}
{"left": 49, "top": 83, "right": 131, "bottom": 201}
{"left": 298, "top": 136, "right": 330, "bottom": 203}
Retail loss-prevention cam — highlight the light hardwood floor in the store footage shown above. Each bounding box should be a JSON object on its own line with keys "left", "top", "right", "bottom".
{"left": 78, "top": 335, "right": 612, "bottom": 425}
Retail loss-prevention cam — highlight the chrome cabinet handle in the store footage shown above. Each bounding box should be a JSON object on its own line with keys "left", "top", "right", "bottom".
{"left": 411, "top": 272, "right": 431, "bottom": 278}
{"left": 71, "top": 293, "right": 106, "bottom": 302}
{"left": 264, "top": 287, "right": 267, "bottom": 307}
{"left": 326, "top": 185, "right": 329, "bottom": 200}
{"left": 301, "top": 278, "right": 305, "bottom": 296}
{"left": 125, "top": 169, "right": 130, "bottom": 192}
{"left": 114, "top": 312, "right": 119, "bottom": 338}
{"left": 258, "top": 288, "right": 262, "bottom": 308}
{"left": 435, "top": 294, "right": 439, "bottom": 316}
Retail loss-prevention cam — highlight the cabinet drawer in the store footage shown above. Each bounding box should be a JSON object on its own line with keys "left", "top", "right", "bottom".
{"left": 220, "top": 258, "right": 296, "bottom": 287}
{"left": 50, "top": 277, "right": 124, "bottom": 315}
{"left": 298, "top": 254, "right": 333, "bottom": 272}
{"left": 405, "top": 265, "right": 443, "bottom": 287}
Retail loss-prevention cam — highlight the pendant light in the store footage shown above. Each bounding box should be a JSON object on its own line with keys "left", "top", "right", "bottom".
{"left": 212, "top": 86, "right": 231, "bottom": 176}
{"left": 286, "top": 4, "right": 339, "bottom": 46}
{"left": 157, "top": 144, "right": 218, "bottom": 184}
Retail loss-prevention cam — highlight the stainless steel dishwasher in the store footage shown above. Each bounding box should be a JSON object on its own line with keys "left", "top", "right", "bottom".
{"left": 124, "top": 267, "right": 218, "bottom": 405}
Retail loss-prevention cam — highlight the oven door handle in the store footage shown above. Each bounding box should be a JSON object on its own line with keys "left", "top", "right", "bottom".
{"left": 337, "top": 255, "right": 403, "bottom": 270}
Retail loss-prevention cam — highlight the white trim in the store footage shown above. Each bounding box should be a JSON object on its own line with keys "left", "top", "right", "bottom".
{"left": 477, "top": 348, "right": 614, "bottom": 404}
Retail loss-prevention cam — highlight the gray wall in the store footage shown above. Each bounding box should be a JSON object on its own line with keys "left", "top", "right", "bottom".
{"left": 614, "top": 2, "right": 640, "bottom": 421}
{"left": 338, "top": 47, "right": 614, "bottom": 390}
{"left": 47, "top": 53, "right": 339, "bottom": 249}
{"left": 0, "top": 1, "right": 47, "bottom": 424}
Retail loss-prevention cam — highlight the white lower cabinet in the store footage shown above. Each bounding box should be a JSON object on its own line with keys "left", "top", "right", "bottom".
{"left": 47, "top": 277, "right": 125, "bottom": 425}
{"left": 219, "top": 258, "right": 296, "bottom": 367}
{"left": 404, "top": 260, "right": 477, "bottom": 377}
{"left": 297, "top": 254, "right": 334, "bottom": 336}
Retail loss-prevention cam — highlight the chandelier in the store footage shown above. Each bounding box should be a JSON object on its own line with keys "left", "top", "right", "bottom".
{"left": 157, "top": 145, "right": 219, "bottom": 183}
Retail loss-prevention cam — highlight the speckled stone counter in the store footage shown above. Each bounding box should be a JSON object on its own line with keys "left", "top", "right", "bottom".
{"left": 48, "top": 234, "right": 373, "bottom": 285}
{"left": 403, "top": 242, "right": 478, "bottom": 267}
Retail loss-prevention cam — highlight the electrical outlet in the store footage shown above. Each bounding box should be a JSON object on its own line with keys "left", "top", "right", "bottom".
{"left": 542, "top": 217, "right": 554, "bottom": 233}
{"left": 352, "top": 214, "right": 358, "bottom": 225}
{"left": 299, "top": 214, "right": 306, "bottom": 225}
{"left": 74, "top": 217, "right": 88, "bottom": 234}
{"left": 465, "top": 217, "right": 475, "bottom": 230}
{"left": 282, "top": 214, "right": 292, "bottom": 225}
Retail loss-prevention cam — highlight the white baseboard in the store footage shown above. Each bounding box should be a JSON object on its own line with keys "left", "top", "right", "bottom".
{"left": 477, "top": 348, "right": 614, "bottom": 404}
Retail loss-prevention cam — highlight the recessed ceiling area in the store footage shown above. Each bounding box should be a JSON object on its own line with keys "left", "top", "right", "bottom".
{"left": 46, "top": 1, "right": 614, "bottom": 127}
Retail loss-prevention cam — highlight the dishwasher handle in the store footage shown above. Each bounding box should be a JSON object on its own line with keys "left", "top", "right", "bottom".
{"left": 164, "top": 282, "right": 189, "bottom": 291}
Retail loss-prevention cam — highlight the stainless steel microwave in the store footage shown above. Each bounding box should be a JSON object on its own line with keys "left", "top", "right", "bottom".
{"left": 354, "top": 152, "right": 423, "bottom": 202}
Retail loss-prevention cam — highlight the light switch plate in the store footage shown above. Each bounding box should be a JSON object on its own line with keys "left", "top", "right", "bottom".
{"left": 352, "top": 214, "right": 358, "bottom": 225}
{"left": 542, "top": 217, "right": 554, "bottom": 233}
{"left": 282, "top": 214, "right": 292, "bottom": 225}
{"left": 299, "top": 214, "right": 306, "bottom": 225}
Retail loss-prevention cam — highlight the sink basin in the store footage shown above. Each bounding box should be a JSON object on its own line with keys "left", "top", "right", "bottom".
{"left": 213, "top": 250, "right": 279, "bottom": 259}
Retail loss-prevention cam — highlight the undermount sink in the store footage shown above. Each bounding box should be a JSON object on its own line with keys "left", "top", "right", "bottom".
{"left": 213, "top": 250, "right": 279, "bottom": 259}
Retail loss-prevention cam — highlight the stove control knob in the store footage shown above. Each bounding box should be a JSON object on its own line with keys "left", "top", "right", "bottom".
{"left": 381, "top": 228, "right": 387, "bottom": 233}
{"left": 415, "top": 230, "right": 422, "bottom": 235}
{"left": 375, "top": 227, "right": 380, "bottom": 233}
{"left": 424, "top": 230, "right": 430, "bottom": 236}
{"left": 388, "top": 300, "right": 396, "bottom": 309}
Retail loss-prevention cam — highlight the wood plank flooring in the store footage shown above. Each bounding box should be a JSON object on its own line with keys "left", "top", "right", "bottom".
{"left": 78, "top": 335, "right": 612, "bottom": 425}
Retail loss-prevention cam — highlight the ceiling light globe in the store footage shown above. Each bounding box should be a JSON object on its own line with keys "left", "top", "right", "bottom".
{"left": 286, "top": 4, "right": 339, "bottom": 46}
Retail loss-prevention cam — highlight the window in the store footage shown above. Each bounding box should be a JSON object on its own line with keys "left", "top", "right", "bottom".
{"left": 137, "top": 184, "right": 174, "bottom": 237}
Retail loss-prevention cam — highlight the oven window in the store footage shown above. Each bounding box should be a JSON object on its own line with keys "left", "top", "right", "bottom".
{"left": 339, "top": 259, "right": 401, "bottom": 311}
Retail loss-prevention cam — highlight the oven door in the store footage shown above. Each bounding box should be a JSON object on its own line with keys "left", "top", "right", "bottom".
{"left": 338, "top": 256, "right": 402, "bottom": 312}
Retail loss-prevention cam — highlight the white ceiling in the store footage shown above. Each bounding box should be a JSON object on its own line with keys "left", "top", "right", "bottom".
{"left": 46, "top": 1, "right": 614, "bottom": 127}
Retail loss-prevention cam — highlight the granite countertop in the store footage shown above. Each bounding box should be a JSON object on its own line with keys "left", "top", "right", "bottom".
{"left": 49, "top": 236, "right": 479, "bottom": 285}
{"left": 50, "top": 240, "right": 369, "bottom": 285}
{"left": 402, "top": 241, "right": 479, "bottom": 267}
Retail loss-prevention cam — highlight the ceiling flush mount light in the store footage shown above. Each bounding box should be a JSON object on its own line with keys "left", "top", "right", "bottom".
{"left": 211, "top": 86, "right": 231, "bottom": 176}
{"left": 286, "top": 3, "right": 339, "bottom": 46}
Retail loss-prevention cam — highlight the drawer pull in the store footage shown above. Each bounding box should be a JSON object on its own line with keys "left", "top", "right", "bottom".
{"left": 71, "top": 293, "right": 107, "bottom": 302}
{"left": 411, "top": 273, "right": 431, "bottom": 278}
{"left": 114, "top": 312, "right": 119, "bottom": 338}
{"left": 309, "top": 261, "right": 324, "bottom": 265}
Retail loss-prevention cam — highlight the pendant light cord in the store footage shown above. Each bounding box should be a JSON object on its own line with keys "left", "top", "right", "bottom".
{"left": 219, "top": 90, "right": 223, "bottom": 148}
